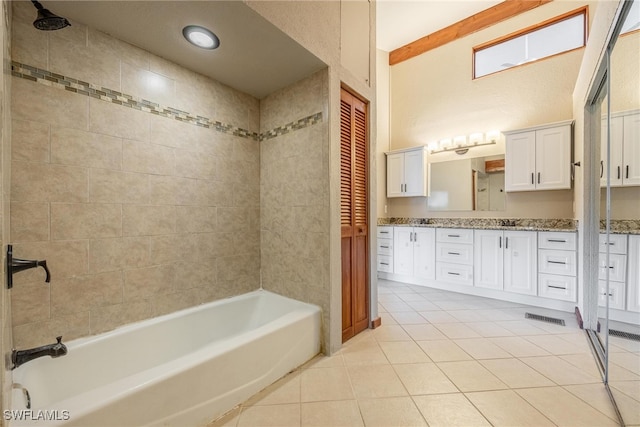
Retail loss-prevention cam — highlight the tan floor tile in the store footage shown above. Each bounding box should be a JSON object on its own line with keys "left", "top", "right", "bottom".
{"left": 406, "top": 300, "right": 440, "bottom": 311}
{"left": 480, "top": 358, "right": 555, "bottom": 388}
{"left": 558, "top": 353, "right": 602, "bottom": 378}
{"left": 389, "top": 311, "right": 428, "bottom": 324}
{"left": 301, "top": 400, "right": 364, "bottom": 427}
{"left": 397, "top": 292, "right": 428, "bottom": 302}
{"left": 610, "top": 351, "right": 640, "bottom": 372}
{"left": 393, "top": 363, "right": 458, "bottom": 395}
{"left": 342, "top": 336, "right": 389, "bottom": 366}
{"left": 489, "top": 336, "right": 550, "bottom": 357}
{"left": 610, "top": 386, "right": 640, "bottom": 425}
{"left": 465, "top": 321, "right": 515, "bottom": 337}
{"left": 497, "top": 320, "right": 549, "bottom": 335}
{"left": 380, "top": 301, "right": 414, "bottom": 312}
{"left": 379, "top": 340, "right": 431, "bottom": 364}
{"left": 417, "top": 339, "right": 472, "bottom": 362}
{"left": 520, "top": 355, "right": 601, "bottom": 385}
{"left": 357, "top": 397, "right": 427, "bottom": 427}
{"left": 476, "top": 308, "right": 521, "bottom": 321}
{"left": 207, "top": 406, "right": 240, "bottom": 427}
{"left": 609, "top": 380, "right": 640, "bottom": 402}
{"left": 466, "top": 390, "right": 554, "bottom": 426}
{"left": 413, "top": 393, "right": 491, "bottom": 427}
{"left": 347, "top": 364, "right": 407, "bottom": 398}
{"left": 301, "top": 353, "right": 344, "bottom": 370}
{"left": 516, "top": 386, "right": 619, "bottom": 426}
{"left": 453, "top": 338, "right": 512, "bottom": 359}
{"left": 402, "top": 324, "right": 448, "bottom": 341}
{"left": 437, "top": 360, "right": 508, "bottom": 392}
{"left": 610, "top": 336, "right": 640, "bottom": 352}
{"left": 449, "top": 309, "right": 489, "bottom": 322}
{"left": 300, "top": 367, "right": 354, "bottom": 402}
{"left": 434, "top": 322, "right": 481, "bottom": 339}
{"left": 237, "top": 404, "right": 300, "bottom": 427}
{"left": 373, "top": 324, "right": 412, "bottom": 341}
{"left": 564, "top": 383, "right": 620, "bottom": 422}
{"left": 418, "top": 310, "right": 458, "bottom": 323}
{"left": 524, "top": 334, "right": 590, "bottom": 355}
{"left": 608, "top": 362, "right": 640, "bottom": 381}
{"left": 245, "top": 372, "right": 300, "bottom": 406}
{"left": 379, "top": 312, "right": 397, "bottom": 325}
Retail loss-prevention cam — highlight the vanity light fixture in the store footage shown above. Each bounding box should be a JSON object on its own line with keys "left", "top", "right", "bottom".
{"left": 429, "top": 131, "right": 501, "bottom": 155}
{"left": 182, "top": 25, "right": 220, "bottom": 50}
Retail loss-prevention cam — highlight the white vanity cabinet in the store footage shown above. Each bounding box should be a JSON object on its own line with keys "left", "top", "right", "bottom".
{"left": 376, "top": 226, "right": 394, "bottom": 273}
{"left": 504, "top": 121, "right": 572, "bottom": 192}
{"left": 537, "top": 232, "right": 577, "bottom": 302}
{"left": 598, "top": 233, "right": 627, "bottom": 311}
{"left": 393, "top": 227, "right": 436, "bottom": 280}
{"left": 627, "top": 235, "right": 640, "bottom": 313}
{"left": 474, "top": 230, "right": 537, "bottom": 294}
{"left": 386, "top": 147, "right": 429, "bottom": 198}
{"left": 600, "top": 111, "right": 640, "bottom": 187}
{"left": 436, "top": 228, "right": 473, "bottom": 285}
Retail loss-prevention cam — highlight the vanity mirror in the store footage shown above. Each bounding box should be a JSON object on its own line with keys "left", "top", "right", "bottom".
{"left": 427, "top": 155, "right": 505, "bottom": 211}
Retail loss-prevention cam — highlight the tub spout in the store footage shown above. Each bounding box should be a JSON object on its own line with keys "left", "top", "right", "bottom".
{"left": 12, "top": 336, "right": 67, "bottom": 370}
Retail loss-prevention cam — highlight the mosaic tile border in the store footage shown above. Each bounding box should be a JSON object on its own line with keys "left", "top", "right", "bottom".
{"left": 11, "top": 61, "right": 323, "bottom": 142}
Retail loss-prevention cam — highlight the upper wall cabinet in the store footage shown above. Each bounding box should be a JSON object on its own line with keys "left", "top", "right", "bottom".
{"left": 386, "top": 147, "right": 429, "bottom": 197}
{"left": 600, "top": 110, "right": 640, "bottom": 187}
{"left": 504, "top": 121, "right": 573, "bottom": 192}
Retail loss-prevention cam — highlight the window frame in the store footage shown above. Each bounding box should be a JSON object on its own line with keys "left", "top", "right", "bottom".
{"left": 472, "top": 6, "right": 589, "bottom": 79}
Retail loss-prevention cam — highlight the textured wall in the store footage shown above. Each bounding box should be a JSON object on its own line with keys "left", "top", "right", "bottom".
{"left": 260, "top": 70, "right": 330, "bottom": 351}
{"left": 386, "top": 1, "right": 600, "bottom": 219}
{"left": 9, "top": 1, "right": 261, "bottom": 348}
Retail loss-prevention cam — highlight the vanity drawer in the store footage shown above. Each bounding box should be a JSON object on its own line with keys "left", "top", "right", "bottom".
{"left": 598, "top": 253, "right": 627, "bottom": 283}
{"left": 436, "top": 262, "right": 473, "bottom": 286}
{"left": 538, "top": 232, "right": 576, "bottom": 251}
{"left": 436, "top": 243, "right": 473, "bottom": 265}
{"left": 377, "top": 226, "right": 394, "bottom": 239}
{"left": 538, "top": 274, "right": 577, "bottom": 302}
{"left": 377, "top": 238, "right": 393, "bottom": 256}
{"left": 598, "top": 280, "right": 626, "bottom": 311}
{"left": 436, "top": 228, "right": 473, "bottom": 244}
{"left": 377, "top": 255, "right": 393, "bottom": 273}
{"left": 599, "top": 234, "right": 627, "bottom": 255}
{"left": 538, "top": 249, "right": 577, "bottom": 276}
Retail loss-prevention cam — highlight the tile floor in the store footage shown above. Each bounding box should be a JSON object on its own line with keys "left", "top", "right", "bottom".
{"left": 209, "top": 279, "right": 640, "bottom": 427}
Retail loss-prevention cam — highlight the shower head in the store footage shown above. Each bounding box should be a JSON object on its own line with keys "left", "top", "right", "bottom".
{"left": 31, "top": 0, "right": 70, "bottom": 31}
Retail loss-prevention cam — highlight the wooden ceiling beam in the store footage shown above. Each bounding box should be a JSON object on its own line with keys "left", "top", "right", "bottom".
{"left": 389, "top": 0, "right": 553, "bottom": 66}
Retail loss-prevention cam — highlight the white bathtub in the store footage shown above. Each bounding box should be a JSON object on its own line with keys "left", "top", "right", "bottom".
{"left": 10, "top": 290, "right": 321, "bottom": 427}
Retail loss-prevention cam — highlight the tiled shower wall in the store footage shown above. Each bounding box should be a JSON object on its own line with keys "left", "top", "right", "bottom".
{"left": 260, "top": 70, "right": 330, "bottom": 351}
{"left": 9, "top": 2, "right": 262, "bottom": 348}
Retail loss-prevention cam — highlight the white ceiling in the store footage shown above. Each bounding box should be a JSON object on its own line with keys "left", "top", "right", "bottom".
{"left": 39, "top": 1, "right": 505, "bottom": 98}
{"left": 376, "top": 0, "right": 503, "bottom": 52}
{"left": 45, "top": 1, "right": 327, "bottom": 99}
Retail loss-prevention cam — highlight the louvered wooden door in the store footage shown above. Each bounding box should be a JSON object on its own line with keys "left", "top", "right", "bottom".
{"left": 340, "top": 88, "right": 369, "bottom": 343}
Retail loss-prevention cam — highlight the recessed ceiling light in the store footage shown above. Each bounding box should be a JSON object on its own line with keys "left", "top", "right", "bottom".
{"left": 182, "top": 25, "right": 219, "bottom": 50}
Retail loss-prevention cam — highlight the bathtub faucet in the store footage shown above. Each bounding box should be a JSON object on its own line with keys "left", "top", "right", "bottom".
{"left": 11, "top": 336, "right": 67, "bottom": 370}
{"left": 6, "top": 244, "right": 51, "bottom": 289}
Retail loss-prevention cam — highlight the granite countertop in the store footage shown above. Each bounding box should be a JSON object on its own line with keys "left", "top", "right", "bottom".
{"left": 377, "top": 218, "right": 640, "bottom": 234}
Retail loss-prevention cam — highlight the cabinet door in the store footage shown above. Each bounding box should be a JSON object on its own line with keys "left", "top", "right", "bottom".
{"left": 404, "top": 150, "right": 427, "bottom": 196}
{"left": 600, "top": 116, "right": 624, "bottom": 187}
{"left": 536, "top": 125, "right": 571, "bottom": 190}
{"left": 627, "top": 235, "right": 640, "bottom": 312}
{"left": 393, "top": 227, "right": 414, "bottom": 276}
{"left": 623, "top": 112, "right": 640, "bottom": 186}
{"left": 474, "top": 230, "right": 504, "bottom": 290}
{"left": 413, "top": 228, "right": 435, "bottom": 280}
{"left": 504, "top": 231, "right": 537, "bottom": 295}
{"left": 386, "top": 153, "right": 405, "bottom": 197}
{"left": 505, "top": 131, "right": 536, "bottom": 192}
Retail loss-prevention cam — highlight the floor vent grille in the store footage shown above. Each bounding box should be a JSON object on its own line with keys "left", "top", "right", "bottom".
{"left": 525, "top": 313, "right": 566, "bottom": 326}
{"left": 608, "top": 329, "right": 640, "bottom": 342}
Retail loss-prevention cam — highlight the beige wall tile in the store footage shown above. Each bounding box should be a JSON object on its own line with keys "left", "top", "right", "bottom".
{"left": 149, "top": 114, "right": 198, "bottom": 150}
{"left": 218, "top": 207, "right": 250, "bottom": 232}
{"left": 174, "top": 261, "right": 217, "bottom": 290}
{"left": 12, "top": 311, "right": 91, "bottom": 349}
{"left": 11, "top": 202, "right": 49, "bottom": 242}
{"left": 51, "top": 127, "right": 122, "bottom": 170}
{"left": 174, "top": 149, "right": 216, "bottom": 180}
{"left": 51, "top": 203, "right": 122, "bottom": 240}
{"left": 124, "top": 264, "right": 175, "bottom": 301}
{"left": 11, "top": 2, "right": 48, "bottom": 69}
{"left": 12, "top": 78, "right": 89, "bottom": 131}
{"left": 10, "top": 282, "right": 50, "bottom": 326}
{"left": 89, "top": 237, "right": 150, "bottom": 273}
{"left": 123, "top": 204, "right": 176, "bottom": 236}
{"left": 12, "top": 161, "right": 88, "bottom": 203}
{"left": 89, "top": 98, "right": 149, "bottom": 141}
{"left": 51, "top": 270, "right": 123, "bottom": 316}
{"left": 148, "top": 175, "right": 179, "bottom": 205}
{"left": 11, "top": 119, "right": 49, "bottom": 163}
{"left": 148, "top": 234, "right": 181, "bottom": 265}
{"left": 121, "top": 62, "right": 175, "bottom": 107}
{"left": 10, "top": 240, "right": 89, "bottom": 285}
{"left": 176, "top": 205, "right": 217, "bottom": 233}
{"left": 90, "top": 300, "right": 154, "bottom": 335}
{"left": 123, "top": 139, "right": 175, "bottom": 175}
{"left": 153, "top": 288, "right": 203, "bottom": 317}
{"left": 89, "top": 168, "right": 149, "bottom": 204}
